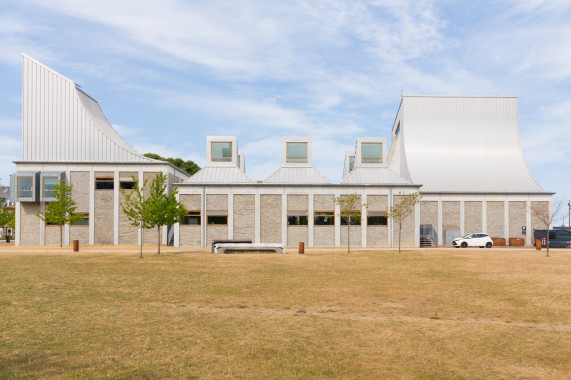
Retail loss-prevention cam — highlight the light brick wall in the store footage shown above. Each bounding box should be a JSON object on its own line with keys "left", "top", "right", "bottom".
{"left": 234, "top": 194, "right": 255, "bottom": 240}
{"left": 464, "top": 201, "right": 482, "bottom": 233}
{"left": 45, "top": 226, "right": 62, "bottom": 245}
{"left": 261, "top": 194, "right": 282, "bottom": 243}
{"left": 118, "top": 172, "right": 138, "bottom": 245}
{"left": 368, "top": 195, "right": 388, "bottom": 211}
{"left": 442, "top": 201, "right": 460, "bottom": 230}
{"left": 287, "top": 226, "right": 308, "bottom": 247}
{"left": 143, "top": 172, "right": 160, "bottom": 245}
{"left": 392, "top": 195, "right": 415, "bottom": 247}
{"left": 313, "top": 195, "right": 335, "bottom": 247}
{"left": 486, "top": 201, "right": 505, "bottom": 238}
{"left": 288, "top": 194, "right": 308, "bottom": 210}
{"left": 70, "top": 171, "right": 89, "bottom": 212}
{"left": 205, "top": 194, "right": 228, "bottom": 246}
{"left": 341, "top": 225, "right": 361, "bottom": 247}
{"left": 94, "top": 171, "right": 114, "bottom": 245}
{"left": 70, "top": 226, "right": 89, "bottom": 245}
{"left": 420, "top": 201, "right": 438, "bottom": 228}
{"left": 207, "top": 194, "right": 228, "bottom": 210}
{"left": 180, "top": 194, "right": 201, "bottom": 247}
{"left": 367, "top": 226, "right": 388, "bottom": 247}
{"left": 206, "top": 225, "right": 227, "bottom": 246}
{"left": 20, "top": 203, "right": 40, "bottom": 245}
{"left": 509, "top": 201, "right": 526, "bottom": 238}
{"left": 531, "top": 201, "right": 549, "bottom": 233}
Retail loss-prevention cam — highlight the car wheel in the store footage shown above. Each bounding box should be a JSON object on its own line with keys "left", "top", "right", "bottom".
{"left": 461, "top": 242, "right": 468, "bottom": 248}
{"left": 485, "top": 242, "right": 492, "bottom": 248}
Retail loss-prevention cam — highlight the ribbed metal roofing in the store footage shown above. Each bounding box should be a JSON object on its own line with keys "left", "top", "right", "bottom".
{"left": 264, "top": 167, "right": 331, "bottom": 184}
{"left": 395, "top": 95, "right": 547, "bottom": 193}
{"left": 340, "top": 167, "right": 413, "bottom": 185}
{"left": 185, "top": 167, "right": 254, "bottom": 184}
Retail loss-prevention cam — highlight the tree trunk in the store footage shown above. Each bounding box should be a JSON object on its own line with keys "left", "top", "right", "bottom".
{"left": 158, "top": 226, "right": 161, "bottom": 255}
{"left": 347, "top": 218, "right": 351, "bottom": 253}
{"left": 140, "top": 225, "right": 143, "bottom": 259}
{"left": 398, "top": 220, "right": 402, "bottom": 253}
{"left": 546, "top": 229, "right": 550, "bottom": 257}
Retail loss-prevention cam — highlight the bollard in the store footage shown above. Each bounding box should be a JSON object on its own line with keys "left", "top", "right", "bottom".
{"left": 73, "top": 240, "right": 79, "bottom": 252}
{"left": 535, "top": 239, "right": 541, "bottom": 250}
{"left": 299, "top": 242, "right": 304, "bottom": 254}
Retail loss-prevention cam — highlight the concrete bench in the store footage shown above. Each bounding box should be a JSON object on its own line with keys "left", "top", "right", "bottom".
{"left": 211, "top": 239, "right": 252, "bottom": 253}
{"left": 214, "top": 243, "right": 284, "bottom": 254}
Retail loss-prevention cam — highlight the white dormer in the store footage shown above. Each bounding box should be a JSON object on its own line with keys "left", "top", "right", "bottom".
{"left": 238, "top": 151, "right": 246, "bottom": 173}
{"left": 282, "top": 137, "right": 312, "bottom": 167}
{"left": 206, "top": 136, "right": 239, "bottom": 167}
{"left": 353, "top": 137, "right": 387, "bottom": 168}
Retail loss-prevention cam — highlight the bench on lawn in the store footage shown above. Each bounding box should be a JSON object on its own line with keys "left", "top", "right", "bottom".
{"left": 213, "top": 243, "right": 284, "bottom": 254}
{"left": 211, "top": 239, "right": 252, "bottom": 253}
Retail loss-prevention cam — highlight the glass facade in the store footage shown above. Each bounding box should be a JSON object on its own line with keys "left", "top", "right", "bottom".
{"left": 361, "top": 143, "right": 382, "bottom": 163}
{"left": 42, "top": 177, "right": 58, "bottom": 198}
{"left": 341, "top": 212, "right": 361, "bottom": 225}
{"left": 119, "top": 178, "right": 135, "bottom": 190}
{"left": 286, "top": 142, "right": 308, "bottom": 162}
{"left": 207, "top": 211, "right": 227, "bottom": 224}
{"left": 17, "top": 176, "right": 34, "bottom": 198}
{"left": 71, "top": 213, "right": 89, "bottom": 226}
{"left": 95, "top": 177, "right": 114, "bottom": 190}
{"left": 367, "top": 211, "right": 388, "bottom": 225}
{"left": 314, "top": 211, "right": 334, "bottom": 225}
{"left": 183, "top": 211, "right": 201, "bottom": 225}
{"left": 288, "top": 211, "right": 308, "bottom": 225}
{"left": 211, "top": 142, "right": 232, "bottom": 162}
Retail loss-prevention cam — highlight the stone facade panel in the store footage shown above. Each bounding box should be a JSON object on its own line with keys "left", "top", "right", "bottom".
{"left": 509, "top": 201, "right": 526, "bottom": 238}
{"left": 234, "top": 194, "right": 255, "bottom": 240}
{"left": 464, "top": 201, "right": 482, "bottom": 234}
{"left": 367, "top": 226, "right": 388, "bottom": 247}
{"left": 19, "top": 203, "right": 40, "bottom": 245}
{"left": 531, "top": 201, "right": 549, "bottom": 233}
{"left": 70, "top": 171, "right": 89, "bottom": 211}
{"left": 442, "top": 201, "right": 460, "bottom": 231}
{"left": 94, "top": 171, "right": 114, "bottom": 245}
{"left": 118, "top": 172, "right": 139, "bottom": 245}
{"left": 313, "top": 195, "right": 335, "bottom": 211}
{"left": 287, "top": 226, "right": 308, "bottom": 247}
{"left": 368, "top": 195, "right": 388, "bottom": 211}
{"left": 288, "top": 194, "right": 308, "bottom": 211}
{"left": 180, "top": 225, "right": 201, "bottom": 246}
{"left": 206, "top": 225, "right": 228, "bottom": 246}
{"left": 313, "top": 226, "right": 334, "bottom": 247}
{"left": 486, "top": 201, "right": 505, "bottom": 238}
{"left": 392, "top": 195, "right": 415, "bottom": 247}
{"left": 261, "top": 194, "right": 282, "bottom": 243}
{"left": 341, "top": 225, "right": 362, "bottom": 248}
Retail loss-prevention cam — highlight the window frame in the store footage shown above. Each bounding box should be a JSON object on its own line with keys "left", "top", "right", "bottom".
{"left": 314, "top": 211, "right": 335, "bottom": 226}
{"left": 288, "top": 210, "right": 309, "bottom": 225}
{"left": 211, "top": 141, "right": 233, "bottom": 162}
{"left": 367, "top": 211, "right": 388, "bottom": 226}
{"left": 182, "top": 210, "right": 201, "bottom": 225}
{"left": 71, "top": 213, "right": 90, "bottom": 226}
{"left": 361, "top": 142, "right": 383, "bottom": 163}
{"left": 207, "top": 210, "right": 228, "bottom": 225}
{"left": 42, "top": 176, "right": 59, "bottom": 199}
{"left": 286, "top": 142, "right": 308, "bottom": 163}
{"left": 341, "top": 211, "right": 362, "bottom": 225}
{"left": 119, "top": 177, "right": 136, "bottom": 190}
{"left": 17, "top": 176, "right": 34, "bottom": 198}
{"left": 95, "top": 177, "right": 114, "bottom": 190}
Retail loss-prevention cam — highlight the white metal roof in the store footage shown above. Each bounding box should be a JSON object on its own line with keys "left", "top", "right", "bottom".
{"left": 185, "top": 167, "right": 254, "bottom": 184}
{"left": 264, "top": 167, "right": 332, "bottom": 184}
{"left": 21, "top": 54, "right": 155, "bottom": 163}
{"left": 389, "top": 95, "right": 547, "bottom": 193}
{"left": 340, "top": 167, "right": 413, "bottom": 185}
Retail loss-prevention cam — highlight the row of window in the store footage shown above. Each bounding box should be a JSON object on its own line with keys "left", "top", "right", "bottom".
{"left": 46, "top": 213, "right": 90, "bottom": 226}
{"left": 95, "top": 177, "right": 135, "bottom": 190}
{"left": 180, "top": 211, "right": 388, "bottom": 226}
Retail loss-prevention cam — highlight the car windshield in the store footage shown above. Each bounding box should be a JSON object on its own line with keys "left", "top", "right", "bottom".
{"left": 461, "top": 234, "right": 473, "bottom": 239}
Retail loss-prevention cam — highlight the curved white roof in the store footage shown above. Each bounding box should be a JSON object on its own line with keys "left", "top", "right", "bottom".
{"left": 22, "top": 54, "right": 154, "bottom": 163}
{"left": 393, "top": 95, "right": 546, "bottom": 193}
{"left": 340, "top": 167, "right": 413, "bottom": 185}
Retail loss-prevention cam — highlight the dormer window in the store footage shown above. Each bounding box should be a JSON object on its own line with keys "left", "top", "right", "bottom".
{"left": 211, "top": 142, "right": 232, "bottom": 162}
{"left": 349, "top": 156, "right": 355, "bottom": 171}
{"left": 286, "top": 142, "right": 308, "bottom": 163}
{"left": 361, "top": 143, "right": 382, "bottom": 163}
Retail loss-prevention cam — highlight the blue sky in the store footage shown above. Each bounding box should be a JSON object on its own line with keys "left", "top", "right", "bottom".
{"left": 1, "top": 1, "right": 570, "bottom": 221}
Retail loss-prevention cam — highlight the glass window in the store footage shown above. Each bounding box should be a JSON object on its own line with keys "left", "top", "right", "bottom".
{"left": 367, "top": 211, "right": 387, "bottom": 226}
{"left": 286, "top": 142, "right": 308, "bottom": 162}
{"left": 288, "top": 211, "right": 308, "bottom": 225}
{"left": 361, "top": 143, "right": 382, "bottom": 163}
{"left": 349, "top": 156, "right": 355, "bottom": 171}
{"left": 183, "top": 211, "right": 201, "bottom": 225}
{"left": 341, "top": 212, "right": 361, "bottom": 225}
{"left": 211, "top": 142, "right": 232, "bottom": 162}
{"left": 95, "top": 177, "right": 114, "bottom": 190}
{"left": 207, "top": 210, "right": 227, "bottom": 225}
{"left": 42, "top": 177, "right": 58, "bottom": 198}
{"left": 71, "top": 213, "right": 89, "bottom": 226}
{"left": 17, "top": 176, "right": 34, "bottom": 198}
{"left": 314, "top": 211, "right": 334, "bottom": 226}
{"left": 119, "top": 178, "right": 135, "bottom": 190}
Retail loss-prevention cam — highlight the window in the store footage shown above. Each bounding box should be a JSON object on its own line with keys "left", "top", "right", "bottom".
{"left": 314, "top": 211, "right": 334, "bottom": 225}
{"left": 341, "top": 212, "right": 361, "bottom": 225}
{"left": 288, "top": 211, "right": 308, "bottom": 225}
{"left": 361, "top": 143, "right": 382, "bottom": 163}
{"left": 367, "top": 211, "right": 387, "bottom": 226}
{"left": 286, "top": 142, "right": 308, "bottom": 163}
{"left": 349, "top": 156, "right": 355, "bottom": 171}
{"left": 183, "top": 211, "right": 201, "bottom": 225}
{"left": 211, "top": 142, "right": 232, "bottom": 162}
{"left": 207, "top": 210, "right": 227, "bottom": 225}
{"left": 95, "top": 177, "right": 114, "bottom": 190}
{"left": 119, "top": 177, "right": 135, "bottom": 190}
{"left": 17, "top": 176, "right": 34, "bottom": 198}
{"left": 71, "top": 213, "right": 89, "bottom": 226}
{"left": 42, "top": 176, "right": 58, "bottom": 198}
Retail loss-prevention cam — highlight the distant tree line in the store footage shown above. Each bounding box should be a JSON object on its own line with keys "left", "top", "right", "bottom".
{"left": 144, "top": 153, "right": 200, "bottom": 176}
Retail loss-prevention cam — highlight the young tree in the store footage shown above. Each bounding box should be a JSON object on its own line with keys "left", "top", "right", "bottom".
{"left": 146, "top": 173, "right": 187, "bottom": 255}
{"left": 37, "top": 181, "right": 83, "bottom": 247}
{"left": 0, "top": 206, "right": 15, "bottom": 239}
{"left": 388, "top": 191, "right": 422, "bottom": 253}
{"left": 120, "top": 177, "right": 153, "bottom": 259}
{"left": 531, "top": 199, "right": 563, "bottom": 257}
{"left": 335, "top": 193, "right": 368, "bottom": 253}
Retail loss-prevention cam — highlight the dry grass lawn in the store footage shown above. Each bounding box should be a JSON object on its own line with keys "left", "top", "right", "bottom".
{"left": 0, "top": 247, "right": 570, "bottom": 379}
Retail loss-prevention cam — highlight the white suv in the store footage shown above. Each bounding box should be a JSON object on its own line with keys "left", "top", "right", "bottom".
{"left": 452, "top": 233, "right": 493, "bottom": 248}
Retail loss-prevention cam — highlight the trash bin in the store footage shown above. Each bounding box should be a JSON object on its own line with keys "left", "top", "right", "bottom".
{"left": 5, "top": 236, "right": 10, "bottom": 243}
{"left": 298, "top": 242, "right": 304, "bottom": 254}
{"left": 73, "top": 240, "right": 79, "bottom": 252}
{"left": 535, "top": 239, "right": 541, "bottom": 250}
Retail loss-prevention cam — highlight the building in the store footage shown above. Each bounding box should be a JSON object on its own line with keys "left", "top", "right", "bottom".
{"left": 11, "top": 55, "right": 552, "bottom": 247}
